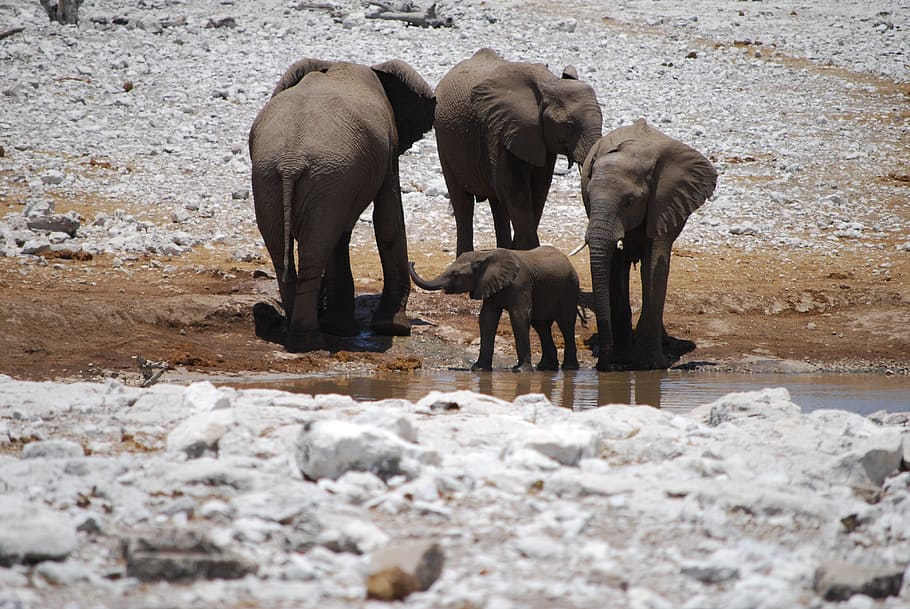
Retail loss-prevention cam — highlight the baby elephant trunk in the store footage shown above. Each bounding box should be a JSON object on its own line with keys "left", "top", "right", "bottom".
{"left": 408, "top": 262, "right": 448, "bottom": 291}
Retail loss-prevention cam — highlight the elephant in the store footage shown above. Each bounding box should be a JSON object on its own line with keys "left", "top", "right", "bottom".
{"left": 434, "top": 48, "right": 603, "bottom": 256}
{"left": 581, "top": 118, "right": 717, "bottom": 370}
{"left": 248, "top": 58, "right": 435, "bottom": 352}
{"left": 409, "top": 246, "right": 580, "bottom": 372}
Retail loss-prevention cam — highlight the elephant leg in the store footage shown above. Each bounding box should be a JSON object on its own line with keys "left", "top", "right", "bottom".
{"left": 557, "top": 306, "right": 579, "bottom": 370}
{"left": 508, "top": 307, "right": 534, "bottom": 372}
{"left": 532, "top": 319, "right": 559, "bottom": 371}
{"left": 371, "top": 167, "right": 411, "bottom": 336}
{"left": 252, "top": 173, "right": 297, "bottom": 319}
{"left": 497, "top": 158, "right": 539, "bottom": 251}
{"left": 472, "top": 300, "right": 501, "bottom": 371}
{"left": 440, "top": 155, "right": 477, "bottom": 256}
{"left": 318, "top": 230, "right": 358, "bottom": 337}
{"left": 635, "top": 237, "right": 674, "bottom": 368}
{"left": 489, "top": 198, "right": 512, "bottom": 250}
{"left": 530, "top": 159, "right": 556, "bottom": 231}
{"left": 609, "top": 255, "right": 634, "bottom": 362}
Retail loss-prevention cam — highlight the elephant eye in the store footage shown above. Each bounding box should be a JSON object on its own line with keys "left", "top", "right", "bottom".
{"left": 622, "top": 195, "right": 635, "bottom": 207}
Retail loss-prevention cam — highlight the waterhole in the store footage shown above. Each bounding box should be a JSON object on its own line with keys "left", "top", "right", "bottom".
{"left": 227, "top": 370, "right": 909, "bottom": 415}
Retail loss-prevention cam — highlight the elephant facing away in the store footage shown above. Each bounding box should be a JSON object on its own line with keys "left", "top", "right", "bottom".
{"left": 581, "top": 118, "right": 717, "bottom": 370}
{"left": 249, "top": 59, "right": 435, "bottom": 352}
{"left": 409, "top": 246, "right": 580, "bottom": 372}
{"left": 435, "top": 48, "right": 603, "bottom": 256}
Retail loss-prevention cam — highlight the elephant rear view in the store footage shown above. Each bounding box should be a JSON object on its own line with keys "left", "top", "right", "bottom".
{"left": 435, "top": 48, "right": 602, "bottom": 256}
{"left": 248, "top": 59, "right": 435, "bottom": 352}
{"left": 581, "top": 118, "right": 717, "bottom": 370}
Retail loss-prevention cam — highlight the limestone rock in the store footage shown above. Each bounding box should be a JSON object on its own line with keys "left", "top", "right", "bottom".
{"left": 123, "top": 529, "right": 257, "bottom": 582}
{"left": 366, "top": 540, "right": 444, "bottom": 601}
{"left": 20, "top": 439, "right": 84, "bottom": 459}
{"left": 813, "top": 561, "right": 905, "bottom": 601}
{"left": 296, "top": 419, "right": 439, "bottom": 481}
{"left": 0, "top": 500, "right": 77, "bottom": 567}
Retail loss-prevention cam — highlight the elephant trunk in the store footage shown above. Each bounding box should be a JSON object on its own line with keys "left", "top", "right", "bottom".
{"left": 572, "top": 126, "right": 603, "bottom": 168}
{"left": 586, "top": 214, "right": 625, "bottom": 370}
{"left": 408, "top": 262, "right": 447, "bottom": 291}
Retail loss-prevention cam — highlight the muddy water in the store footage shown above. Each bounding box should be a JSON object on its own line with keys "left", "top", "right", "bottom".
{"left": 230, "top": 370, "right": 910, "bottom": 415}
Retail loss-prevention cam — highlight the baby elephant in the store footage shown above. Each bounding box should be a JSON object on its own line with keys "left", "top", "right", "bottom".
{"left": 409, "top": 246, "right": 580, "bottom": 372}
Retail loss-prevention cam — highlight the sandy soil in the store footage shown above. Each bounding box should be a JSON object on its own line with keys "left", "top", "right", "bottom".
{"left": 1, "top": 230, "right": 907, "bottom": 384}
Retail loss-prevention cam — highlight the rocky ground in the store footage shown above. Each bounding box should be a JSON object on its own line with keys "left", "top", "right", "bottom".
{"left": 0, "top": 0, "right": 908, "bottom": 381}
{"left": 0, "top": 0, "right": 909, "bottom": 607}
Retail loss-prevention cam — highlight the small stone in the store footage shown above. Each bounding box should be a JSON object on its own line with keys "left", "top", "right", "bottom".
{"left": 124, "top": 529, "right": 257, "bottom": 582}
{"left": 813, "top": 562, "right": 905, "bottom": 601}
{"left": 296, "top": 419, "right": 438, "bottom": 481}
{"left": 21, "top": 439, "right": 84, "bottom": 459}
{"left": 366, "top": 540, "right": 444, "bottom": 601}
{"left": 26, "top": 213, "right": 80, "bottom": 237}
{"left": 206, "top": 16, "right": 236, "bottom": 28}
{"left": 0, "top": 501, "right": 77, "bottom": 567}
{"left": 231, "top": 189, "right": 249, "bottom": 200}
{"left": 40, "top": 170, "right": 65, "bottom": 185}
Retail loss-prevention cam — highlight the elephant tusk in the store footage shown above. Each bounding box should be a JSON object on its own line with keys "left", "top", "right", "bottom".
{"left": 617, "top": 239, "right": 624, "bottom": 251}
{"left": 568, "top": 242, "right": 587, "bottom": 256}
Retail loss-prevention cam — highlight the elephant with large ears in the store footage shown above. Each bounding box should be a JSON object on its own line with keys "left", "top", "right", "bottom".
{"left": 581, "top": 118, "right": 717, "bottom": 370}
{"left": 249, "top": 59, "right": 435, "bottom": 351}
{"left": 409, "top": 246, "right": 580, "bottom": 372}
{"left": 434, "top": 48, "right": 603, "bottom": 256}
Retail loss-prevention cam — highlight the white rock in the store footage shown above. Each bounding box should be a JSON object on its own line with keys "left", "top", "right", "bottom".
{"left": 296, "top": 419, "right": 439, "bottom": 481}
{"left": 180, "top": 381, "right": 231, "bottom": 414}
{"left": 166, "top": 408, "right": 236, "bottom": 457}
{"left": 0, "top": 499, "right": 77, "bottom": 566}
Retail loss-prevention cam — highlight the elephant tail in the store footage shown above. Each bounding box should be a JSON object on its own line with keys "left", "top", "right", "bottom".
{"left": 281, "top": 174, "right": 294, "bottom": 284}
{"left": 577, "top": 304, "right": 589, "bottom": 328}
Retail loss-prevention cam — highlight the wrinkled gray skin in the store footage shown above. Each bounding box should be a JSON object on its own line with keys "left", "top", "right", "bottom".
{"left": 581, "top": 119, "right": 717, "bottom": 370}
{"left": 249, "top": 59, "right": 435, "bottom": 352}
{"left": 410, "top": 246, "right": 580, "bottom": 372}
{"left": 435, "top": 48, "right": 603, "bottom": 256}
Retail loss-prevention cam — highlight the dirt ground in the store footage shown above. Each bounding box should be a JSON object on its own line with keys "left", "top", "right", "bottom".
{"left": 0, "top": 232, "right": 907, "bottom": 384}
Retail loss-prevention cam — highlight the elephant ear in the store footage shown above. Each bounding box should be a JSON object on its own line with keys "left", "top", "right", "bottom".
{"left": 471, "top": 66, "right": 548, "bottom": 167}
{"left": 271, "top": 58, "right": 335, "bottom": 97}
{"left": 648, "top": 138, "right": 718, "bottom": 238}
{"left": 372, "top": 59, "right": 436, "bottom": 155}
{"left": 472, "top": 250, "right": 520, "bottom": 300}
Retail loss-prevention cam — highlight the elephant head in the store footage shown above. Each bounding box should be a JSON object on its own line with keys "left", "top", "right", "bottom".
{"left": 581, "top": 118, "right": 717, "bottom": 369}
{"left": 409, "top": 250, "right": 520, "bottom": 300}
{"left": 470, "top": 61, "right": 602, "bottom": 168}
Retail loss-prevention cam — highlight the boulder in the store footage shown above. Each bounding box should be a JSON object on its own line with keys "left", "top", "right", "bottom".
{"left": 366, "top": 540, "right": 444, "bottom": 601}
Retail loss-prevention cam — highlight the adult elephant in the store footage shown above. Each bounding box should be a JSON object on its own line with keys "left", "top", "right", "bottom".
{"left": 581, "top": 119, "right": 717, "bottom": 370}
{"left": 249, "top": 58, "right": 435, "bottom": 352}
{"left": 435, "top": 48, "right": 603, "bottom": 255}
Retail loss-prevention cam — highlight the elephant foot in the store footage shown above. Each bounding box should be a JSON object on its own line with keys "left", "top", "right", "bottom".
{"left": 371, "top": 311, "right": 411, "bottom": 337}
{"left": 536, "top": 359, "right": 559, "bottom": 371}
{"left": 512, "top": 361, "right": 534, "bottom": 373}
{"left": 320, "top": 316, "right": 359, "bottom": 338}
{"left": 561, "top": 358, "right": 579, "bottom": 371}
{"left": 630, "top": 345, "right": 670, "bottom": 370}
{"left": 287, "top": 329, "right": 327, "bottom": 353}
{"left": 471, "top": 360, "right": 492, "bottom": 372}
{"left": 663, "top": 334, "right": 696, "bottom": 357}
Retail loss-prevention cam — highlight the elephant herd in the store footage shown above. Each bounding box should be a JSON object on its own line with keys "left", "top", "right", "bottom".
{"left": 248, "top": 49, "right": 718, "bottom": 372}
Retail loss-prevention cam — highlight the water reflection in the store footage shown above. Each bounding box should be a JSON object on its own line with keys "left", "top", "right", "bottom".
{"left": 236, "top": 369, "right": 669, "bottom": 411}
{"left": 227, "top": 369, "right": 910, "bottom": 415}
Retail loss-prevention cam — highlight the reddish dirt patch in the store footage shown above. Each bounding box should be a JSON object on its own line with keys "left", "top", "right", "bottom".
{"left": 0, "top": 240, "right": 906, "bottom": 384}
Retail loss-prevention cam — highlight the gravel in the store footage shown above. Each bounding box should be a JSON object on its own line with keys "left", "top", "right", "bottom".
{"left": 0, "top": 377, "right": 909, "bottom": 608}
{"left": 1, "top": 0, "right": 907, "bottom": 266}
